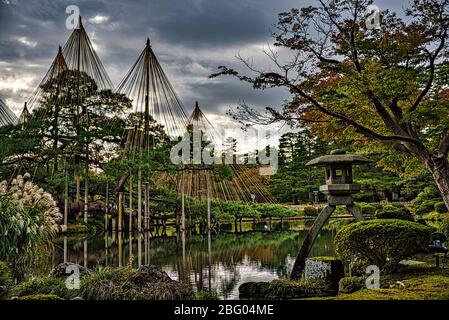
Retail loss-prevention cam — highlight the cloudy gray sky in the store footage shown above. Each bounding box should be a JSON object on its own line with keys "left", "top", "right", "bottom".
{"left": 0, "top": 0, "right": 409, "bottom": 150}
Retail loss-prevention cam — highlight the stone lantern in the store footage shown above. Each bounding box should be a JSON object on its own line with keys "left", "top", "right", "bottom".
{"left": 290, "top": 149, "right": 371, "bottom": 279}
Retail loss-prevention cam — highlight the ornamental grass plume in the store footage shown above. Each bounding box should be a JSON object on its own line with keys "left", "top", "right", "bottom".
{"left": 0, "top": 173, "right": 62, "bottom": 280}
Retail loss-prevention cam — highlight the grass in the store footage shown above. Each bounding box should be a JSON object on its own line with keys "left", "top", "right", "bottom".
{"left": 309, "top": 266, "right": 449, "bottom": 300}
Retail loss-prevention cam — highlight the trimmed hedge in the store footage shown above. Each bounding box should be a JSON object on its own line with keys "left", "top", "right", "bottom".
{"left": 335, "top": 219, "right": 432, "bottom": 273}
{"left": 416, "top": 199, "right": 440, "bottom": 215}
{"left": 361, "top": 204, "right": 376, "bottom": 216}
{"left": 338, "top": 276, "right": 365, "bottom": 294}
{"left": 303, "top": 206, "right": 318, "bottom": 217}
{"left": 375, "top": 205, "right": 414, "bottom": 221}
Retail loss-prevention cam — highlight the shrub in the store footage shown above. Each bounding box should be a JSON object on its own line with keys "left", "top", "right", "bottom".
{"left": 80, "top": 265, "right": 193, "bottom": 300}
{"left": 194, "top": 290, "right": 219, "bottom": 300}
{"left": 303, "top": 206, "right": 318, "bottom": 217}
{"left": 361, "top": 204, "right": 376, "bottom": 216}
{"left": 338, "top": 276, "right": 365, "bottom": 294}
{"left": 434, "top": 202, "right": 448, "bottom": 214}
{"left": 424, "top": 212, "right": 443, "bottom": 221}
{"left": 14, "top": 294, "right": 64, "bottom": 300}
{"left": 375, "top": 205, "right": 414, "bottom": 221}
{"left": 0, "top": 261, "right": 12, "bottom": 297}
{"left": 0, "top": 174, "right": 62, "bottom": 279}
{"left": 239, "top": 279, "right": 333, "bottom": 299}
{"left": 416, "top": 199, "right": 440, "bottom": 215}
{"left": 10, "top": 276, "right": 77, "bottom": 299}
{"left": 411, "top": 186, "right": 440, "bottom": 206}
{"left": 335, "top": 219, "right": 432, "bottom": 273}
{"left": 439, "top": 217, "right": 449, "bottom": 238}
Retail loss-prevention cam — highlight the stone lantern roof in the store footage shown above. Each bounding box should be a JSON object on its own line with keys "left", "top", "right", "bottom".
{"left": 305, "top": 149, "right": 371, "bottom": 167}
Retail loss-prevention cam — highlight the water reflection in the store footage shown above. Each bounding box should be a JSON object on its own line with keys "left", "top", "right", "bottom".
{"left": 51, "top": 222, "right": 335, "bottom": 300}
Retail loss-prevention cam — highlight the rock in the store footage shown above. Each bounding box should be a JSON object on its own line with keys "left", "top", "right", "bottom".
{"left": 130, "top": 265, "right": 171, "bottom": 285}
{"left": 304, "top": 257, "right": 344, "bottom": 293}
{"left": 50, "top": 262, "right": 90, "bottom": 278}
{"left": 81, "top": 265, "right": 193, "bottom": 300}
{"left": 239, "top": 282, "right": 270, "bottom": 299}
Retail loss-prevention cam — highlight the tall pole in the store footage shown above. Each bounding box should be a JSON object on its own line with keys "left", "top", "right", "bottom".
{"left": 207, "top": 173, "right": 212, "bottom": 290}
{"left": 138, "top": 170, "right": 142, "bottom": 232}
{"left": 144, "top": 182, "right": 149, "bottom": 230}
{"left": 129, "top": 172, "right": 133, "bottom": 232}
{"left": 64, "top": 162, "right": 69, "bottom": 232}
{"left": 105, "top": 181, "right": 109, "bottom": 231}
{"left": 118, "top": 192, "right": 123, "bottom": 232}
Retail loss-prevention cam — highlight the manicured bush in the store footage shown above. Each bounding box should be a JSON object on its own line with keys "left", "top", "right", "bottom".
{"left": 335, "top": 219, "right": 432, "bottom": 273}
{"left": 338, "top": 276, "right": 365, "bottom": 294}
{"left": 411, "top": 186, "right": 440, "bottom": 206}
{"left": 239, "top": 279, "right": 333, "bottom": 299}
{"left": 194, "top": 290, "right": 219, "bottom": 300}
{"left": 303, "top": 206, "right": 318, "bottom": 217}
{"left": 375, "top": 205, "right": 414, "bottom": 221}
{"left": 361, "top": 204, "right": 376, "bottom": 216}
{"left": 434, "top": 202, "right": 448, "bottom": 214}
{"left": 424, "top": 212, "right": 443, "bottom": 221}
{"left": 415, "top": 199, "right": 440, "bottom": 215}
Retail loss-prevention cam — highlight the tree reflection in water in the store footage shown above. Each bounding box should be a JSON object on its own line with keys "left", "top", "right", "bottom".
{"left": 48, "top": 222, "right": 335, "bottom": 299}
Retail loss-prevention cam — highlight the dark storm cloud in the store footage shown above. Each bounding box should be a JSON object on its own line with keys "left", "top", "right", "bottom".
{"left": 0, "top": 0, "right": 410, "bottom": 121}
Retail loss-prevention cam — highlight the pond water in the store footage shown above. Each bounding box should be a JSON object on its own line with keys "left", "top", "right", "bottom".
{"left": 48, "top": 221, "right": 336, "bottom": 300}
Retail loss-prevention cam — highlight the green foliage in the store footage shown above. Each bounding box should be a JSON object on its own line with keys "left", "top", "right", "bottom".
{"left": 187, "top": 198, "right": 299, "bottom": 225}
{"left": 416, "top": 199, "right": 440, "bottom": 215}
{"left": 193, "top": 290, "right": 219, "bottom": 300}
{"left": 439, "top": 217, "right": 449, "bottom": 239}
{"left": 434, "top": 202, "right": 447, "bottom": 214}
{"left": 80, "top": 266, "right": 193, "bottom": 300}
{"left": 303, "top": 206, "right": 318, "bottom": 217}
{"left": 10, "top": 276, "right": 77, "bottom": 299}
{"left": 361, "top": 204, "right": 376, "bottom": 216}
{"left": 14, "top": 294, "right": 64, "bottom": 300}
{"left": 411, "top": 187, "right": 441, "bottom": 206}
{"left": 338, "top": 276, "right": 365, "bottom": 294}
{"left": 239, "top": 279, "right": 332, "bottom": 299}
{"left": 335, "top": 220, "right": 432, "bottom": 273}
{"left": 0, "top": 174, "right": 62, "bottom": 279}
{"left": 269, "top": 130, "right": 325, "bottom": 203}
{"left": 375, "top": 205, "right": 414, "bottom": 221}
{"left": 0, "top": 261, "right": 12, "bottom": 297}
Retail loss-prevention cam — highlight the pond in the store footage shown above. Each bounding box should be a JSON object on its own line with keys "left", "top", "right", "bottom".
{"left": 48, "top": 221, "right": 336, "bottom": 300}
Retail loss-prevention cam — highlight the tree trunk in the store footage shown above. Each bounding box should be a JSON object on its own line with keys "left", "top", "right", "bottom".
{"left": 425, "top": 153, "right": 449, "bottom": 211}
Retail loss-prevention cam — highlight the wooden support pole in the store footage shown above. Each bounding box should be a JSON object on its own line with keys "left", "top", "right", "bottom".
{"left": 118, "top": 192, "right": 123, "bottom": 232}
{"left": 105, "top": 181, "right": 109, "bottom": 231}
{"left": 138, "top": 170, "right": 142, "bottom": 232}
{"left": 63, "top": 164, "right": 69, "bottom": 233}
{"left": 63, "top": 236, "right": 68, "bottom": 263}
{"left": 144, "top": 182, "right": 149, "bottom": 230}
{"left": 83, "top": 239, "right": 88, "bottom": 269}
{"left": 129, "top": 173, "right": 133, "bottom": 232}
{"left": 138, "top": 233, "right": 142, "bottom": 268}
{"left": 118, "top": 231, "right": 123, "bottom": 267}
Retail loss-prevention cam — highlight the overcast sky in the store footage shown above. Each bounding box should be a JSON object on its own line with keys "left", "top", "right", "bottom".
{"left": 0, "top": 0, "right": 409, "bottom": 151}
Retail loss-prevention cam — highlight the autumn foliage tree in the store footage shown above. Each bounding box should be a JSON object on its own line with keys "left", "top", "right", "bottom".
{"left": 211, "top": 0, "right": 449, "bottom": 210}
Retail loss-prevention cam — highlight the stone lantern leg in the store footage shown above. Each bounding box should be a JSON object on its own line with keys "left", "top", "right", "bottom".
{"left": 290, "top": 149, "right": 371, "bottom": 280}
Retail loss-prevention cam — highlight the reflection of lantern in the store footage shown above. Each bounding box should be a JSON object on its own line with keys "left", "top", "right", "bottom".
{"left": 290, "top": 149, "right": 371, "bottom": 279}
